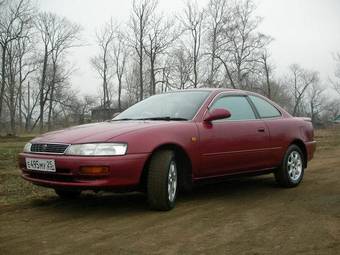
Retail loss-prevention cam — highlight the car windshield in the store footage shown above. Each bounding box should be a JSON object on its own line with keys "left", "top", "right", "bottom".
{"left": 113, "top": 91, "right": 210, "bottom": 121}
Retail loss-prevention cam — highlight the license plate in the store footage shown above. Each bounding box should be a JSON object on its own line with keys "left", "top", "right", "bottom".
{"left": 26, "top": 158, "right": 56, "bottom": 172}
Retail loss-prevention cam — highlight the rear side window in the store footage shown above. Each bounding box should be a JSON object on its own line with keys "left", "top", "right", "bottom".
{"left": 249, "top": 95, "right": 281, "bottom": 118}
{"left": 211, "top": 96, "right": 256, "bottom": 120}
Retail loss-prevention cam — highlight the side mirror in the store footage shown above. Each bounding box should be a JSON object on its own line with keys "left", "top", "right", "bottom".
{"left": 204, "top": 108, "right": 231, "bottom": 122}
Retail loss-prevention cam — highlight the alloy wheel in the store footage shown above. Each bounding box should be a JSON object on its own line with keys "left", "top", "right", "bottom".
{"left": 287, "top": 151, "right": 303, "bottom": 182}
{"left": 168, "top": 161, "right": 177, "bottom": 202}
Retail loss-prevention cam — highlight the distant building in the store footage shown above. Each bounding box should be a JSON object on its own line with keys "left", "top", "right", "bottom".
{"left": 91, "top": 107, "right": 119, "bottom": 122}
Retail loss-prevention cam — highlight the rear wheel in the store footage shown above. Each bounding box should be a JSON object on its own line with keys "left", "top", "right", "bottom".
{"left": 275, "top": 145, "right": 304, "bottom": 187}
{"left": 55, "top": 189, "right": 81, "bottom": 199}
{"left": 147, "top": 150, "right": 178, "bottom": 211}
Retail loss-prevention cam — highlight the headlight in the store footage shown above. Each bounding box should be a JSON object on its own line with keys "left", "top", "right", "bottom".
{"left": 23, "top": 143, "right": 32, "bottom": 152}
{"left": 65, "top": 143, "right": 127, "bottom": 156}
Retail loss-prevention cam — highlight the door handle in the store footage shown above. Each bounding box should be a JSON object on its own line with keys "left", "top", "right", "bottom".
{"left": 257, "top": 128, "right": 265, "bottom": 133}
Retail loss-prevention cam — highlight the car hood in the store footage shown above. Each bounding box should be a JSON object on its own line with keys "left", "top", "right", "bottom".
{"left": 31, "top": 121, "right": 167, "bottom": 144}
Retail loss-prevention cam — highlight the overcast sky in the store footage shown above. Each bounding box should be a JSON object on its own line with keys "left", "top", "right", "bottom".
{"left": 36, "top": 0, "right": 340, "bottom": 96}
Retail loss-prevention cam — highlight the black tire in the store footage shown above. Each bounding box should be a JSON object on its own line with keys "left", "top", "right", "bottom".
{"left": 275, "top": 144, "right": 305, "bottom": 188}
{"left": 55, "top": 189, "right": 81, "bottom": 199}
{"left": 147, "top": 150, "right": 178, "bottom": 211}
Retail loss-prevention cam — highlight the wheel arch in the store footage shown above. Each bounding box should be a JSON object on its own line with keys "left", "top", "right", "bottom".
{"left": 139, "top": 143, "right": 193, "bottom": 192}
{"left": 289, "top": 139, "right": 308, "bottom": 168}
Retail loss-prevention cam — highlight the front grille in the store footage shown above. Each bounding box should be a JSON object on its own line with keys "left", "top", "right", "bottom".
{"left": 30, "top": 143, "right": 69, "bottom": 154}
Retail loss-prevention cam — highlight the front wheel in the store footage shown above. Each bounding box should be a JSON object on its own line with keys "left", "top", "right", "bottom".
{"left": 275, "top": 145, "right": 305, "bottom": 188}
{"left": 147, "top": 150, "right": 178, "bottom": 211}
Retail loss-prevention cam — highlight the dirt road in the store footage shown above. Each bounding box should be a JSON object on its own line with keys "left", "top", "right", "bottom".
{"left": 0, "top": 129, "right": 339, "bottom": 254}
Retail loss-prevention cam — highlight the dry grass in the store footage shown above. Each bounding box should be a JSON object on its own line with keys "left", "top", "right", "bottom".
{"left": 314, "top": 126, "right": 340, "bottom": 151}
{"left": 0, "top": 136, "right": 53, "bottom": 205}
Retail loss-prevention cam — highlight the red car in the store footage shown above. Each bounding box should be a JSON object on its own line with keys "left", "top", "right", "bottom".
{"left": 19, "top": 89, "right": 316, "bottom": 210}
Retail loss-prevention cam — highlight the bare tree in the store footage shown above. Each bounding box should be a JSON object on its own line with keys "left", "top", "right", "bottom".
{"left": 307, "top": 81, "right": 325, "bottom": 124}
{"left": 16, "top": 34, "right": 37, "bottom": 132}
{"left": 169, "top": 46, "right": 193, "bottom": 89}
{"left": 159, "top": 61, "right": 172, "bottom": 92}
{"left": 35, "top": 12, "right": 54, "bottom": 132}
{"left": 331, "top": 52, "right": 340, "bottom": 95}
{"left": 268, "top": 80, "right": 293, "bottom": 111}
{"left": 180, "top": 1, "right": 204, "bottom": 88}
{"left": 47, "top": 15, "right": 81, "bottom": 131}
{"left": 66, "top": 94, "right": 96, "bottom": 125}
{"left": 323, "top": 99, "right": 340, "bottom": 122}
{"left": 91, "top": 19, "right": 115, "bottom": 110}
{"left": 288, "top": 64, "right": 318, "bottom": 116}
{"left": 1, "top": 0, "right": 339, "bottom": 133}
{"left": 112, "top": 30, "right": 129, "bottom": 111}
{"left": 214, "top": 0, "right": 270, "bottom": 89}
{"left": 35, "top": 12, "right": 80, "bottom": 132}
{"left": 129, "top": 0, "right": 157, "bottom": 100}
{"left": 4, "top": 34, "right": 36, "bottom": 135}
{"left": 4, "top": 38, "right": 19, "bottom": 134}
{"left": 204, "top": 0, "right": 229, "bottom": 87}
{"left": 144, "top": 15, "right": 178, "bottom": 95}
{"left": 0, "top": 0, "right": 33, "bottom": 131}
{"left": 259, "top": 50, "right": 274, "bottom": 99}
{"left": 22, "top": 80, "right": 40, "bottom": 132}
{"left": 124, "top": 62, "right": 140, "bottom": 106}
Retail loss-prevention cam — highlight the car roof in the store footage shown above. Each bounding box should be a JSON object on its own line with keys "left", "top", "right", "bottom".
{"left": 171, "top": 88, "right": 244, "bottom": 93}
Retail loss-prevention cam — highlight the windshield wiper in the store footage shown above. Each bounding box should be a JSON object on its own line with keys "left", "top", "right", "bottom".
{"left": 135, "top": 117, "right": 188, "bottom": 121}
{"left": 110, "top": 118, "right": 135, "bottom": 121}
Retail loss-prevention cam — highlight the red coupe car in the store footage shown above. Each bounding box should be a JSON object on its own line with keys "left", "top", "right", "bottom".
{"left": 19, "top": 89, "right": 316, "bottom": 210}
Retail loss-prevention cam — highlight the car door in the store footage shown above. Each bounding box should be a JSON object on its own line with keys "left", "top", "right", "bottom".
{"left": 248, "top": 95, "right": 286, "bottom": 167}
{"left": 197, "top": 94, "right": 271, "bottom": 177}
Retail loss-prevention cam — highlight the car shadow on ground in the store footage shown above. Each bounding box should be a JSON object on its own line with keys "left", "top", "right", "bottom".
{"left": 24, "top": 174, "right": 281, "bottom": 216}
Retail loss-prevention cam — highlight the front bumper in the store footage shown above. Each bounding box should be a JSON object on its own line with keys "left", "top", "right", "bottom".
{"left": 18, "top": 152, "right": 150, "bottom": 190}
